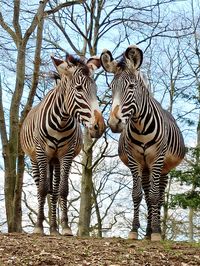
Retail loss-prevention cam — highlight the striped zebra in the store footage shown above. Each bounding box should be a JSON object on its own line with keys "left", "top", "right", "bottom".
{"left": 20, "top": 54, "right": 106, "bottom": 236}
{"left": 100, "top": 45, "right": 185, "bottom": 241}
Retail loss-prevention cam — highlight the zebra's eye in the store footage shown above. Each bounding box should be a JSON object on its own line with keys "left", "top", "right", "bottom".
{"left": 76, "top": 85, "right": 83, "bottom": 91}
{"left": 129, "top": 84, "right": 135, "bottom": 90}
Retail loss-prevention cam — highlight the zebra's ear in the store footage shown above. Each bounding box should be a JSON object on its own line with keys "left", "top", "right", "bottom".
{"left": 51, "top": 56, "right": 63, "bottom": 68}
{"left": 87, "top": 56, "right": 101, "bottom": 76}
{"left": 100, "top": 49, "right": 118, "bottom": 73}
{"left": 124, "top": 45, "right": 143, "bottom": 70}
{"left": 140, "top": 71, "right": 149, "bottom": 88}
{"left": 51, "top": 56, "right": 70, "bottom": 75}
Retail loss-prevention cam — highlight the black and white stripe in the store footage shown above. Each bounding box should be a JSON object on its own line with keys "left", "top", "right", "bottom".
{"left": 20, "top": 55, "right": 105, "bottom": 235}
{"left": 101, "top": 45, "right": 185, "bottom": 241}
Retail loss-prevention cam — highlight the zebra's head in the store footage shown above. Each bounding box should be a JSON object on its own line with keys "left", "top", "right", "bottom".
{"left": 51, "top": 54, "right": 106, "bottom": 138}
{"left": 100, "top": 45, "right": 146, "bottom": 133}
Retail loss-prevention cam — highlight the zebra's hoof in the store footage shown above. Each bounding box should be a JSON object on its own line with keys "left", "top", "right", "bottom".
{"left": 50, "top": 229, "right": 60, "bottom": 236}
{"left": 33, "top": 227, "right": 44, "bottom": 235}
{"left": 144, "top": 234, "right": 151, "bottom": 240}
{"left": 128, "top": 231, "right": 138, "bottom": 240}
{"left": 62, "top": 227, "right": 73, "bottom": 236}
{"left": 151, "top": 233, "right": 162, "bottom": 241}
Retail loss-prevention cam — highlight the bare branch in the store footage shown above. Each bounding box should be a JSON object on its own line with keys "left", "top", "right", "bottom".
{"left": 45, "top": 0, "right": 85, "bottom": 15}
{"left": 0, "top": 75, "right": 8, "bottom": 152}
{"left": 13, "top": 0, "right": 22, "bottom": 39}
{"left": 0, "top": 11, "right": 17, "bottom": 44}
{"left": 23, "top": 0, "right": 49, "bottom": 45}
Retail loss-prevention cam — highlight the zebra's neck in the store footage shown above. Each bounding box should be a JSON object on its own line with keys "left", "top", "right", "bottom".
{"left": 48, "top": 83, "right": 75, "bottom": 129}
{"left": 129, "top": 96, "right": 164, "bottom": 135}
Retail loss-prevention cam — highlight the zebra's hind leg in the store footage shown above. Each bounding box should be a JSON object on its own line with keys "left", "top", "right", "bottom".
{"left": 49, "top": 163, "right": 60, "bottom": 236}
{"left": 128, "top": 166, "right": 143, "bottom": 240}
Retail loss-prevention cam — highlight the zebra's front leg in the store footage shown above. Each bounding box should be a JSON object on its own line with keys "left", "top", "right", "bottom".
{"left": 128, "top": 165, "right": 143, "bottom": 240}
{"left": 59, "top": 156, "right": 73, "bottom": 236}
{"left": 149, "top": 167, "right": 163, "bottom": 241}
{"left": 31, "top": 160, "right": 44, "bottom": 234}
{"left": 142, "top": 173, "right": 152, "bottom": 239}
{"left": 50, "top": 163, "right": 60, "bottom": 236}
{"left": 34, "top": 190, "right": 47, "bottom": 234}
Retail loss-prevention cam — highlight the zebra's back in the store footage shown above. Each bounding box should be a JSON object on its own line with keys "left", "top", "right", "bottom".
{"left": 20, "top": 105, "right": 38, "bottom": 161}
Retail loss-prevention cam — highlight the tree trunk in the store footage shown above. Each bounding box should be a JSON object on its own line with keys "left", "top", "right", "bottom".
{"left": 188, "top": 206, "right": 194, "bottom": 241}
{"left": 4, "top": 150, "right": 22, "bottom": 232}
{"left": 162, "top": 175, "right": 172, "bottom": 240}
{"left": 3, "top": 45, "right": 26, "bottom": 232}
{"left": 92, "top": 183, "right": 102, "bottom": 237}
{"left": 1, "top": 0, "right": 47, "bottom": 232}
{"left": 78, "top": 128, "right": 93, "bottom": 236}
{"left": 4, "top": 149, "right": 24, "bottom": 232}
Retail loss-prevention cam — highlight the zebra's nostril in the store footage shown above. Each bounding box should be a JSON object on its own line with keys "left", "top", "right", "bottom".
{"left": 118, "top": 119, "right": 122, "bottom": 124}
{"left": 94, "top": 124, "right": 99, "bottom": 130}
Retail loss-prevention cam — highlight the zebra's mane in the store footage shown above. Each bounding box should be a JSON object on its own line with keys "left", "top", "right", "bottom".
{"left": 48, "top": 71, "right": 61, "bottom": 84}
{"left": 50, "top": 55, "right": 90, "bottom": 83}
{"left": 117, "top": 57, "right": 126, "bottom": 70}
{"left": 52, "top": 71, "right": 60, "bottom": 79}
{"left": 66, "top": 54, "right": 90, "bottom": 76}
{"left": 116, "top": 56, "right": 151, "bottom": 92}
{"left": 52, "top": 71, "right": 61, "bottom": 84}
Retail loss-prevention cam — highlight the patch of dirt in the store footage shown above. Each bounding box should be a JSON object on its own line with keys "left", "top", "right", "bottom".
{"left": 0, "top": 233, "right": 199, "bottom": 265}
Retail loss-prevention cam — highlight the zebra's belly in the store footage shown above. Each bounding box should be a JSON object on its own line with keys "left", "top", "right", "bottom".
{"left": 21, "top": 137, "right": 37, "bottom": 161}
{"left": 162, "top": 151, "right": 183, "bottom": 175}
{"left": 23, "top": 146, "right": 37, "bottom": 161}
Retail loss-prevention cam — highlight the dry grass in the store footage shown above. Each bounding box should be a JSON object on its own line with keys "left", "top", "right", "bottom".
{"left": 0, "top": 233, "right": 199, "bottom": 265}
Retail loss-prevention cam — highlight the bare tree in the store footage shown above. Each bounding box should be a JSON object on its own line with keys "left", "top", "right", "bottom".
{"left": 1, "top": 0, "right": 197, "bottom": 241}
{"left": 0, "top": 0, "right": 83, "bottom": 233}
{"left": 180, "top": 0, "right": 200, "bottom": 241}
{"left": 143, "top": 0, "right": 200, "bottom": 241}
{"left": 0, "top": 0, "right": 49, "bottom": 232}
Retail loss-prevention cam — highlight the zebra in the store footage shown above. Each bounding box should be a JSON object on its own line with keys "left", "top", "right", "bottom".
{"left": 20, "top": 54, "right": 106, "bottom": 236}
{"left": 100, "top": 45, "right": 185, "bottom": 241}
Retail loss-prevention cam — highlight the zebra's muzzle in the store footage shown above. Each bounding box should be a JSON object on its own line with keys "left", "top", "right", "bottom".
{"left": 88, "top": 110, "right": 106, "bottom": 138}
{"left": 108, "top": 118, "right": 124, "bottom": 133}
{"left": 108, "top": 105, "right": 124, "bottom": 133}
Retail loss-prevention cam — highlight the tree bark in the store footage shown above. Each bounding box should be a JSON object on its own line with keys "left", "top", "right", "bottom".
{"left": 188, "top": 206, "right": 194, "bottom": 241}
{"left": 0, "top": 0, "right": 48, "bottom": 232}
{"left": 92, "top": 183, "right": 102, "bottom": 237}
{"left": 78, "top": 129, "right": 93, "bottom": 236}
{"left": 162, "top": 175, "right": 173, "bottom": 240}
